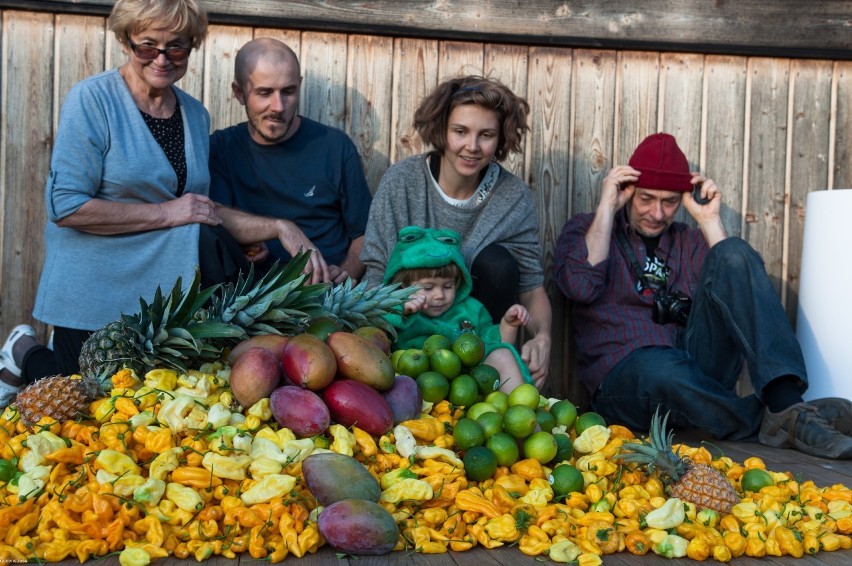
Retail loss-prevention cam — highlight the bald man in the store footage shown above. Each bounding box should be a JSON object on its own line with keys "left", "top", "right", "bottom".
{"left": 210, "top": 38, "right": 372, "bottom": 283}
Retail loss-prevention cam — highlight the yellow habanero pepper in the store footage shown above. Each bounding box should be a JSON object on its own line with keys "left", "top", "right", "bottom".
{"left": 518, "top": 524, "right": 551, "bottom": 555}
{"left": 484, "top": 514, "right": 521, "bottom": 542}
{"left": 723, "top": 530, "right": 747, "bottom": 557}
{"left": 400, "top": 416, "right": 445, "bottom": 442}
{"left": 775, "top": 525, "right": 804, "bottom": 557}
{"left": 456, "top": 488, "right": 502, "bottom": 519}
{"left": 352, "top": 426, "right": 377, "bottom": 457}
{"left": 512, "top": 458, "right": 545, "bottom": 480}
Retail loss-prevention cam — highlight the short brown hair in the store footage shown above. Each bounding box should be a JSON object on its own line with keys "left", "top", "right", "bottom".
{"left": 109, "top": 0, "right": 208, "bottom": 49}
{"left": 413, "top": 75, "right": 530, "bottom": 162}
{"left": 392, "top": 263, "right": 462, "bottom": 288}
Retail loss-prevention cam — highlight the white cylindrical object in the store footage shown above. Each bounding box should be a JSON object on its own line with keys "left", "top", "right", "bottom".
{"left": 796, "top": 188, "right": 852, "bottom": 401}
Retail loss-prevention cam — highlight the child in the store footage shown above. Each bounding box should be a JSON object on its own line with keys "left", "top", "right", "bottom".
{"left": 383, "top": 226, "right": 533, "bottom": 392}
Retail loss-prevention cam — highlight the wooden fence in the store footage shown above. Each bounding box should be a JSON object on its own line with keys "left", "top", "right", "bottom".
{"left": 1, "top": 2, "right": 850, "bottom": 401}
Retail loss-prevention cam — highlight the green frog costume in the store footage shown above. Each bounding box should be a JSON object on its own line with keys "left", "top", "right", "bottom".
{"left": 383, "top": 226, "right": 532, "bottom": 383}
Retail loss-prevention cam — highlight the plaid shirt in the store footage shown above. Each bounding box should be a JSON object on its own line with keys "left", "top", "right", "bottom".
{"left": 554, "top": 211, "right": 709, "bottom": 394}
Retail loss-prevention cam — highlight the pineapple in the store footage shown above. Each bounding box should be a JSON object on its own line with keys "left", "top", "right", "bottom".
{"left": 14, "top": 374, "right": 100, "bottom": 429}
{"left": 15, "top": 252, "right": 413, "bottom": 427}
{"left": 618, "top": 409, "right": 740, "bottom": 514}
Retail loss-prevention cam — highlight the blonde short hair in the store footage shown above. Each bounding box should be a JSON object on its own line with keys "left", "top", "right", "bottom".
{"left": 108, "top": 0, "right": 208, "bottom": 49}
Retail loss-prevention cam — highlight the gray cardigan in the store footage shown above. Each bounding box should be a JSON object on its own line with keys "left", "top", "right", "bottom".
{"left": 34, "top": 69, "right": 211, "bottom": 330}
{"left": 361, "top": 154, "right": 544, "bottom": 292}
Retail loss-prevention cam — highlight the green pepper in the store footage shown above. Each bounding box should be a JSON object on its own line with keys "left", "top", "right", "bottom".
{"left": 0, "top": 458, "right": 18, "bottom": 482}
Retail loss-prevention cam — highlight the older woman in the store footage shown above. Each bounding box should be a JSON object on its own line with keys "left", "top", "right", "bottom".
{"left": 361, "top": 75, "right": 552, "bottom": 388}
{"left": 0, "top": 0, "right": 233, "bottom": 405}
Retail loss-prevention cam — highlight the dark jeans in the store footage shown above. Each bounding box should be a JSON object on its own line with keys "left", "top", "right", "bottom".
{"left": 591, "top": 237, "right": 808, "bottom": 440}
{"left": 469, "top": 244, "right": 520, "bottom": 322}
{"left": 21, "top": 327, "right": 91, "bottom": 384}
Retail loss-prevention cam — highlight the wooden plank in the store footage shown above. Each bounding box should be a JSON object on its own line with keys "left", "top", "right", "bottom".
{"left": 786, "top": 60, "right": 833, "bottom": 322}
{"left": 254, "top": 27, "right": 300, "bottom": 52}
{"left": 438, "top": 40, "right": 483, "bottom": 82}
{"left": 484, "top": 43, "right": 529, "bottom": 179}
{"left": 203, "top": 25, "right": 253, "bottom": 132}
{"left": 569, "top": 49, "right": 617, "bottom": 217}
{"left": 658, "top": 53, "right": 704, "bottom": 166}
{"left": 613, "top": 51, "right": 660, "bottom": 164}
{"left": 300, "top": 31, "right": 348, "bottom": 130}
{"left": 525, "top": 46, "right": 573, "bottom": 400}
{"left": 833, "top": 61, "right": 852, "bottom": 189}
{"left": 743, "top": 57, "right": 791, "bottom": 295}
{"left": 702, "top": 55, "right": 747, "bottom": 239}
{"left": 389, "top": 37, "right": 439, "bottom": 165}
{"left": 53, "top": 14, "right": 104, "bottom": 122}
{"left": 0, "top": 11, "right": 54, "bottom": 339}
{"left": 345, "top": 34, "right": 393, "bottom": 192}
{"left": 11, "top": 0, "right": 851, "bottom": 60}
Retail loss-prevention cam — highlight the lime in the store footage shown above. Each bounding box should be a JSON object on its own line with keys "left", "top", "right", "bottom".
{"left": 470, "top": 364, "right": 501, "bottom": 395}
{"left": 574, "top": 411, "right": 606, "bottom": 436}
{"left": 390, "top": 349, "right": 405, "bottom": 368}
{"left": 523, "top": 431, "right": 558, "bottom": 464}
{"left": 476, "top": 411, "right": 504, "bottom": 439}
{"left": 423, "top": 334, "right": 452, "bottom": 356}
{"left": 453, "top": 418, "right": 486, "bottom": 451}
{"left": 448, "top": 374, "right": 479, "bottom": 408}
{"left": 463, "top": 446, "right": 498, "bottom": 482}
{"left": 484, "top": 390, "right": 510, "bottom": 414}
{"left": 430, "top": 349, "right": 463, "bottom": 379}
{"left": 467, "top": 401, "right": 499, "bottom": 421}
{"left": 535, "top": 408, "right": 557, "bottom": 434}
{"left": 486, "top": 432, "right": 520, "bottom": 467}
{"left": 416, "top": 371, "right": 450, "bottom": 403}
{"left": 508, "top": 383, "right": 540, "bottom": 409}
{"left": 550, "top": 400, "right": 578, "bottom": 428}
{"left": 553, "top": 433, "right": 574, "bottom": 464}
{"left": 741, "top": 468, "right": 774, "bottom": 493}
{"left": 549, "top": 464, "right": 585, "bottom": 500}
{"left": 503, "top": 405, "right": 538, "bottom": 439}
{"left": 452, "top": 333, "right": 486, "bottom": 367}
{"left": 395, "top": 349, "right": 430, "bottom": 378}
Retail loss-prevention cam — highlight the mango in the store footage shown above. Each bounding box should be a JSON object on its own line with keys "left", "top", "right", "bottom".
{"left": 382, "top": 375, "right": 423, "bottom": 424}
{"left": 228, "top": 347, "right": 282, "bottom": 408}
{"left": 352, "top": 326, "right": 392, "bottom": 355}
{"left": 302, "top": 452, "right": 380, "bottom": 505}
{"left": 322, "top": 379, "right": 393, "bottom": 436}
{"left": 269, "top": 386, "right": 330, "bottom": 437}
{"left": 327, "top": 331, "right": 395, "bottom": 391}
{"left": 227, "top": 334, "right": 290, "bottom": 365}
{"left": 318, "top": 499, "right": 398, "bottom": 555}
{"left": 279, "top": 333, "right": 336, "bottom": 390}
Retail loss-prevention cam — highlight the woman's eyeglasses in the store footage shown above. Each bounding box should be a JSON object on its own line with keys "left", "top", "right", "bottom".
{"left": 126, "top": 34, "right": 191, "bottom": 62}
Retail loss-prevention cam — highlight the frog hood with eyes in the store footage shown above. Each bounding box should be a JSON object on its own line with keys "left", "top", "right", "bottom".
{"left": 383, "top": 226, "right": 473, "bottom": 301}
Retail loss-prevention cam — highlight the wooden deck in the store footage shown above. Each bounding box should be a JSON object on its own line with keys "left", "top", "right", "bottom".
{"left": 42, "top": 433, "right": 851, "bottom": 566}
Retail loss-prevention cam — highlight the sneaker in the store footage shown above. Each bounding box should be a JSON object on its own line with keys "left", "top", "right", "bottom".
{"left": 759, "top": 402, "right": 852, "bottom": 459}
{"left": 0, "top": 373, "right": 20, "bottom": 409}
{"left": 1, "top": 324, "right": 36, "bottom": 377}
{"left": 809, "top": 397, "right": 852, "bottom": 436}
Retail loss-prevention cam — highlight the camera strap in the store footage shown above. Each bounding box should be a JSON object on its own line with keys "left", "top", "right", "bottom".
{"left": 614, "top": 228, "right": 654, "bottom": 294}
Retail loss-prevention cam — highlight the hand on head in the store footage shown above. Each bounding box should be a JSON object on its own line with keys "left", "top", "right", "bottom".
{"left": 600, "top": 166, "right": 640, "bottom": 212}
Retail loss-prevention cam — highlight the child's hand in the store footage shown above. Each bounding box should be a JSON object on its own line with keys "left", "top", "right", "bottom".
{"left": 403, "top": 293, "right": 427, "bottom": 315}
{"left": 503, "top": 304, "right": 530, "bottom": 327}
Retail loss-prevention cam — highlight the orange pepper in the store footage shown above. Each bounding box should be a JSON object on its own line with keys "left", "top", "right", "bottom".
{"left": 625, "top": 530, "right": 650, "bottom": 555}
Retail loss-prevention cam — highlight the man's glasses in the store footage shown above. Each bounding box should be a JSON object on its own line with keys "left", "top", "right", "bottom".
{"left": 126, "top": 34, "right": 191, "bottom": 62}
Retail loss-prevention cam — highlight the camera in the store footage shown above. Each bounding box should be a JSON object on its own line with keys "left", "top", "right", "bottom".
{"left": 653, "top": 291, "right": 692, "bottom": 325}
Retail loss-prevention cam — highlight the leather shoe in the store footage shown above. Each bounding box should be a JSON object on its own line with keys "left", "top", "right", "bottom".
{"left": 759, "top": 401, "right": 852, "bottom": 459}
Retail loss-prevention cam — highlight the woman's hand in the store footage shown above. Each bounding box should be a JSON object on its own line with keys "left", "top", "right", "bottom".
{"left": 161, "top": 193, "right": 222, "bottom": 227}
{"left": 522, "top": 334, "right": 551, "bottom": 389}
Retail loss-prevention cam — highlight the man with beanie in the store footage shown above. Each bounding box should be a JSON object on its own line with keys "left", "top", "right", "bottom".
{"left": 554, "top": 132, "right": 852, "bottom": 459}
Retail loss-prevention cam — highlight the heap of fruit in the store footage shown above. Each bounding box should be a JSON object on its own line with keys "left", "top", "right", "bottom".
{"left": 1, "top": 258, "right": 851, "bottom": 564}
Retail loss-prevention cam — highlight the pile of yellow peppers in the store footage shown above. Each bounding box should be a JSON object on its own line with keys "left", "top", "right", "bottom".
{"left": 0, "top": 364, "right": 850, "bottom": 565}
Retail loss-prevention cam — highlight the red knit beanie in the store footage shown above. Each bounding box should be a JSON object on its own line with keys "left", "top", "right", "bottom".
{"left": 628, "top": 133, "right": 692, "bottom": 192}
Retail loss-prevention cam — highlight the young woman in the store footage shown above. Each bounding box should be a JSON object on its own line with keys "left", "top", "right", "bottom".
{"left": 360, "top": 75, "right": 551, "bottom": 388}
